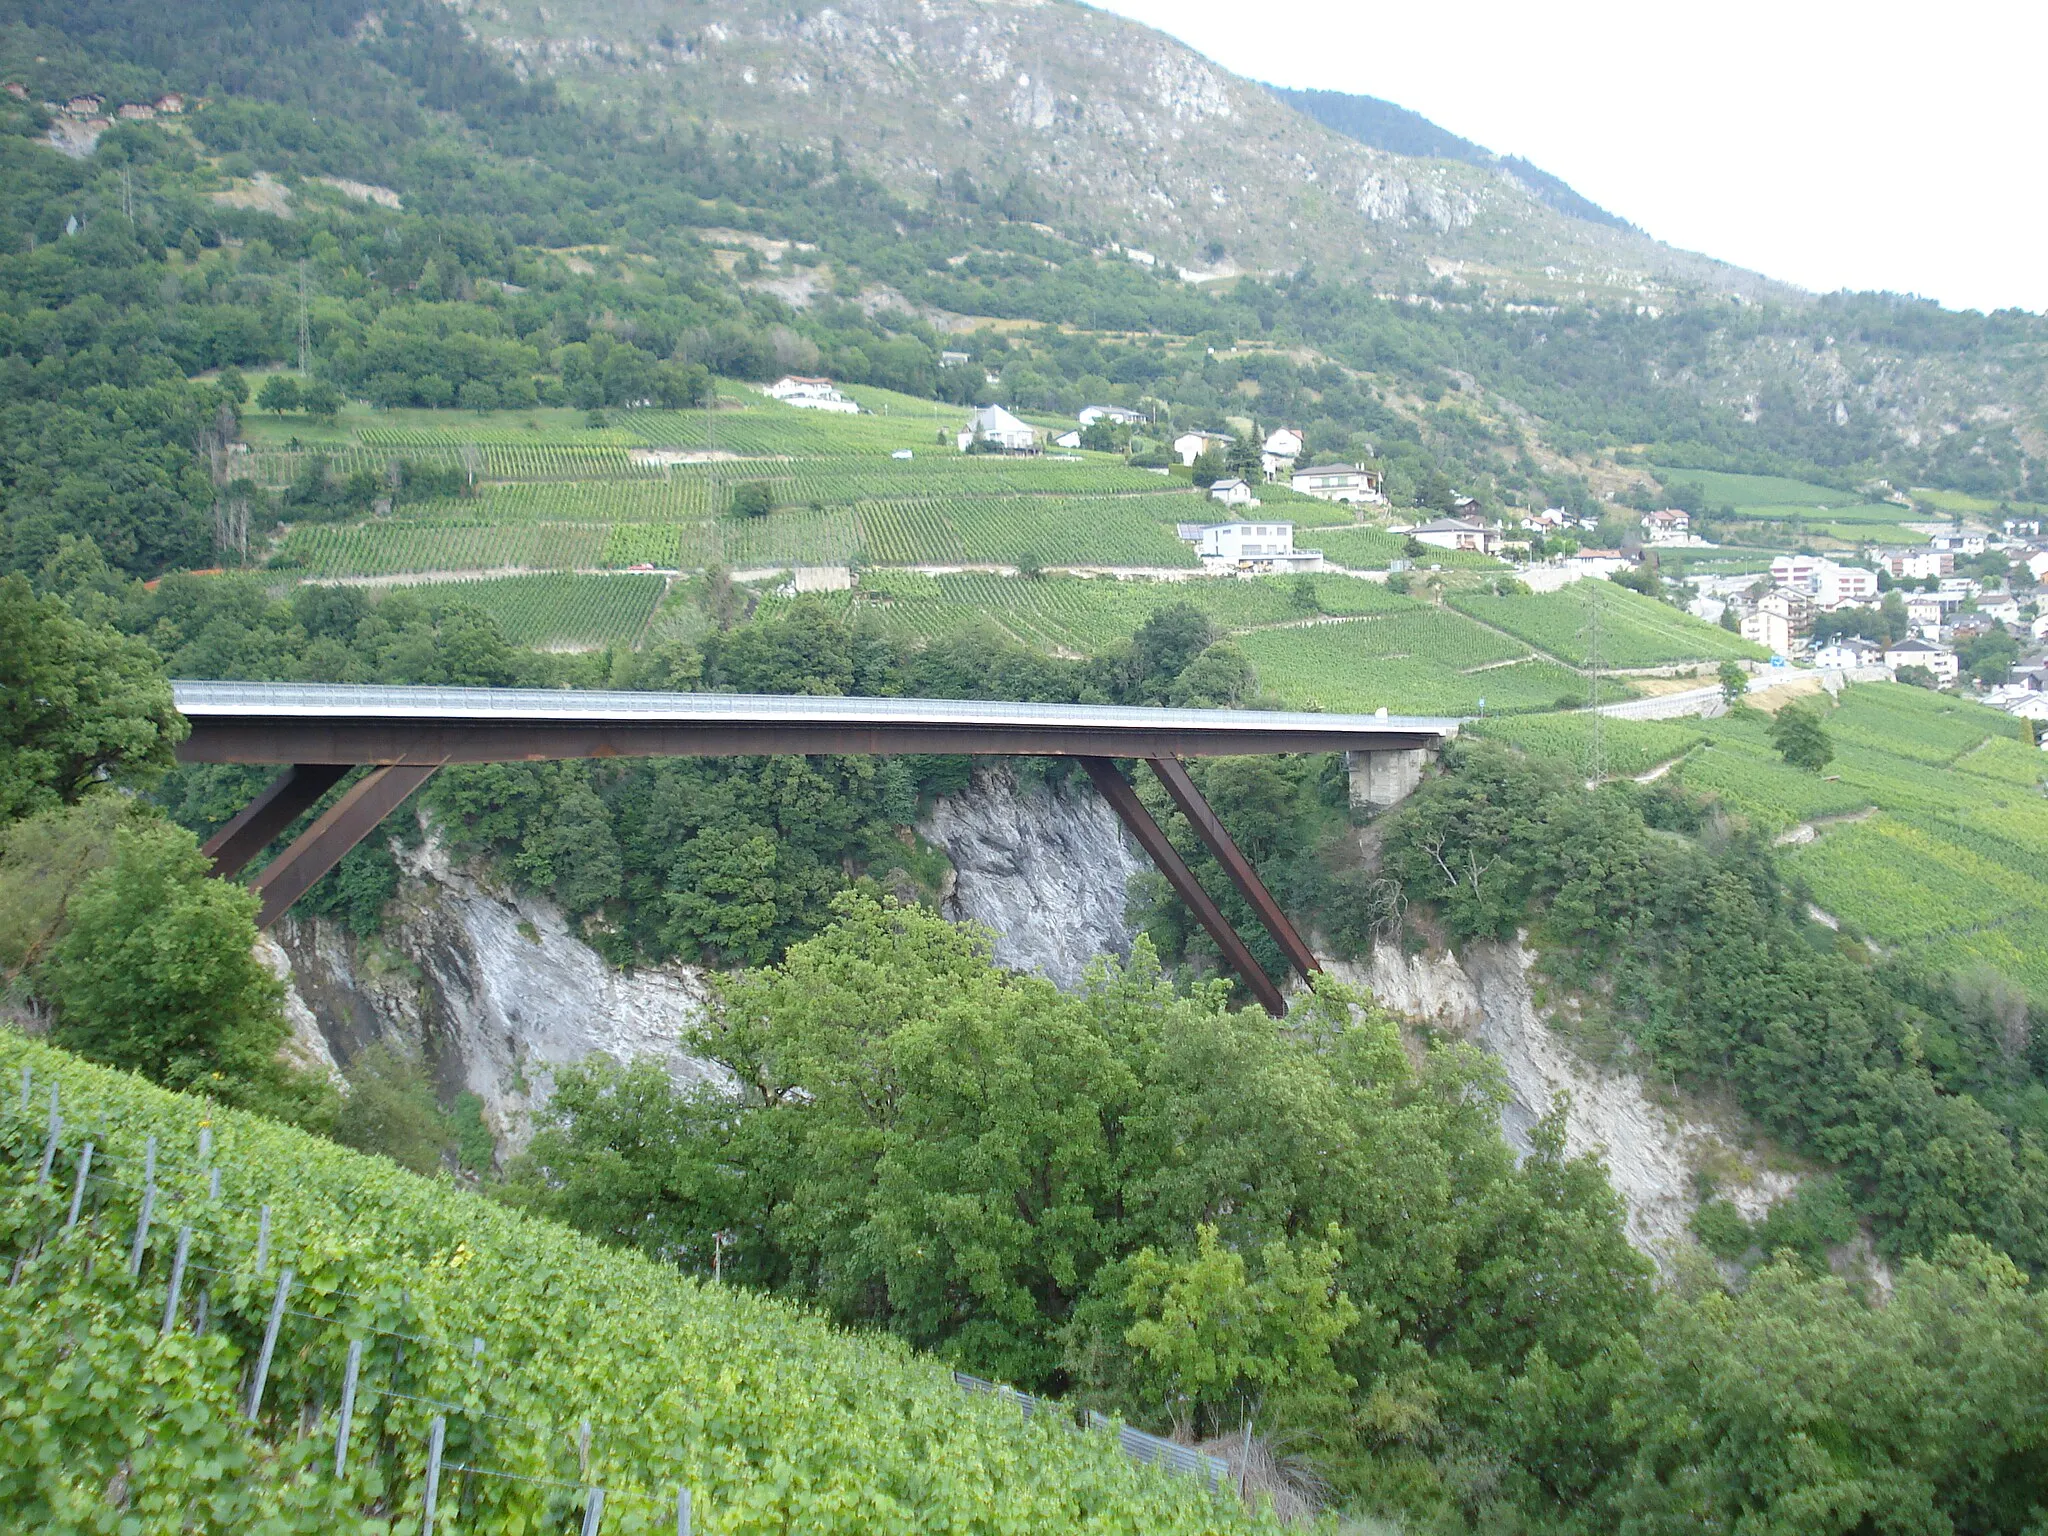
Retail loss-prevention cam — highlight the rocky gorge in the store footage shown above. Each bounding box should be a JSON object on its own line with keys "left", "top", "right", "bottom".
{"left": 271, "top": 766, "right": 1793, "bottom": 1263}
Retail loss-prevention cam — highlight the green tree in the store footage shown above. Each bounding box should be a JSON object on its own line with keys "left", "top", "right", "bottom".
{"left": 300, "top": 379, "right": 343, "bottom": 422}
{"left": 0, "top": 576, "right": 185, "bottom": 823}
{"left": 1190, "top": 444, "right": 1228, "bottom": 488}
{"left": 1717, "top": 660, "right": 1748, "bottom": 707}
{"left": 257, "top": 374, "right": 302, "bottom": 414}
{"left": 40, "top": 820, "right": 315, "bottom": 1114}
{"left": 331, "top": 1042, "right": 456, "bottom": 1175}
{"left": 1122, "top": 1223, "right": 1359, "bottom": 1437}
{"left": 1769, "top": 703, "right": 1833, "bottom": 771}
{"left": 730, "top": 481, "right": 775, "bottom": 518}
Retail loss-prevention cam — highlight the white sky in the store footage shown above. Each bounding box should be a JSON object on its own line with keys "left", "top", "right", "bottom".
{"left": 1088, "top": 0, "right": 2048, "bottom": 315}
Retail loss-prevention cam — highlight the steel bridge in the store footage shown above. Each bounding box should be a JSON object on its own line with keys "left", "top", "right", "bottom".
{"left": 175, "top": 682, "right": 1457, "bottom": 1015}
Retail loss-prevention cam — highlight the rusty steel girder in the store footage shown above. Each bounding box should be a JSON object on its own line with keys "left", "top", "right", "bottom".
{"left": 1079, "top": 757, "right": 1289, "bottom": 1017}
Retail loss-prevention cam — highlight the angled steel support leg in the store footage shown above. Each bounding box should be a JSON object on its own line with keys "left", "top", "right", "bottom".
{"left": 1145, "top": 756, "right": 1321, "bottom": 984}
{"left": 201, "top": 763, "right": 352, "bottom": 880}
{"left": 249, "top": 764, "right": 441, "bottom": 929}
{"left": 1079, "top": 757, "right": 1287, "bottom": 1017}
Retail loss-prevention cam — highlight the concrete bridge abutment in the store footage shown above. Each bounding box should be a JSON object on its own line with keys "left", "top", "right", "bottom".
{"left": 1347, "top": 745, "right": 1434, "bottom": 812}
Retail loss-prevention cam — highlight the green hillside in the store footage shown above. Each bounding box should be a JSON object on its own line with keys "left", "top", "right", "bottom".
{"left": 1478, "top": 684, "right": 2048, "bottom": 998}
{"left": 0, "top": 1035, "right": 1259, "bottom": 1535}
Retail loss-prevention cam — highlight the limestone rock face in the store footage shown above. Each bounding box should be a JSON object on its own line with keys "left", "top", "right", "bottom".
{"left": 1328, "top": 939, "right": 1798, "bottom": 1264}
{"left": 917, "top": 764, "right": 1146, "bottom": 989}
{"left": 271, "top": 832, "right": 725, "bottom": 1157}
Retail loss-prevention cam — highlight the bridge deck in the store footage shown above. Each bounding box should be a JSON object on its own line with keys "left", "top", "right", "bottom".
{"left": 171, "top": 681, "right": 1458, "bottom": 764}
{"left": 174, "top": 681, "right": 1456, "bottom": 1014}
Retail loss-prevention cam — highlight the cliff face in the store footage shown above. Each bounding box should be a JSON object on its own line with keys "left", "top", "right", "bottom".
{"left": 917, "top": 764, "right": 1147, "bottom": 989}
{"left": 271, "top": 830, "right": 725, "bottom": 1156}
{"left": 1327, "top": 940, "right": 1797, "bottom": 1263}
{"left": 269, "top": 775, "right": 1779, "bottom": 1265}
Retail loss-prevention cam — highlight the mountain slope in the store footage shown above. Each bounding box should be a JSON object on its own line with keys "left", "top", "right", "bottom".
{"left": 451, "top": 0, "right": 1775, "bottom": 302}
{"left": 1269, "top": 85, "right": 1636, "bottom": 233}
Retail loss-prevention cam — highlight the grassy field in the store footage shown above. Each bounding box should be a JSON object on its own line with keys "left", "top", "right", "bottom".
{"left": 1651, "top": 466, "right": 1867, "bottom": 508}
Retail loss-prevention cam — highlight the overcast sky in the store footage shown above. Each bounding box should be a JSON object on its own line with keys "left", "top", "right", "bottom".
{"left": 1089, "top": 0, "right": 2047, "bottom": 315}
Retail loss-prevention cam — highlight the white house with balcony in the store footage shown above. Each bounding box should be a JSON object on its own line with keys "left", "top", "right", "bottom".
{"left": 1178, "top": 520, "right": 1321, "bottom": 572}
{"left": 1291, "top": 461, "right": 1386, "bottom": 505}
{"left": 1884, "top": 636, "right": 1959, "bottom": 683}
{"left": 1772, "top": 555, "right": 1879, "bottom": 610}
{"left": 765, "top": 375, "right": 860, "bottom": 413}
{"left": 1812, "top": 636, "right": 1883, "bottom": 670}
{"left": 1407, "top": 517, "right": 1502, "bottom": 555}
{"left": 1208, "top": 477, "right": 1257, "bottom": 509}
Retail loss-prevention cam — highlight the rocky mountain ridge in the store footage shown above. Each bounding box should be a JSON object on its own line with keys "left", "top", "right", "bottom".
{"left": 448, "top": 0, "right": 1778, "bottom": 304}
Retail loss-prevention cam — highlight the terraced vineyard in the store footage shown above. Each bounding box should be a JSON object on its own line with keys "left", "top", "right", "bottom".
{"left": 427, "top": 573, "right": 668, "bottom": 647}
{"left": 1473, "top": 714, "right": 1708, "bottom": 778}
{"left": 1237, "top": 611, "right": 1592, "bottom": 716}
{"left": 279, "top": 520, "right": 612, "bottom": 576}
{"left": 809, "top": 570, "right": 1412, "bottom": 651}
{"left": 1449, "top": 583, "right": 1765, "bottom": 667}
{"left": 0, "top": 1038, "right": 1268, "bottom": 1536}
{"left": 860, "top": 494, "right": 1199, "bottom": 567}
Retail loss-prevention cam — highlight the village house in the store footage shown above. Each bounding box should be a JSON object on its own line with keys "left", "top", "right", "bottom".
{"left": 116, "top": 102, "right": 156, "bottom": 121}
{"left": 1931, "top": 529, "right": 1988, "bottom": 556}
{"left": 63, "top": 93, "right": 106, "bottom": 117}
{"left": 1874, "top": 547, "right": 1953, "bottom": 580}
{"left": 1884, "top": 635, "right": 1959, "bottom": 684}
{"left": 1178, "top": 520, "right": 1321, "bottom": 572}
{"left": 1949, "top": 613, "right": 2000, "bottom": 644}
{"left": 2033, "top": 612, "right": 2048, "bottom": 642}
{"left": 1407, "top": 517, "right": 1502, "bottom": 556}
{"left": 1263, "top": 426, "right": 1305, "bottom": 460}
{"left": 1051, "top": 429, "right": 1083, "bottom": 450}
{"left": 1978, "top": 594, "right": 2023, "bottom": 626}
{"left": 1290, "top": 461, "right": 1386, "bottom": 505}
{"left": 958, "top": 404, "right": 1038, "bottom": 454}
{"left": 940, "top": 351, "right": 971, "bottom": 367}
{"left": 1079, "top": 404, "right": 1147, "bottom": 427}
{"left": 1260, "top": 427, "right": 1305, "bottom": 478}
{"left": 155, "top": 93, "right": 185, "bottom": 113}
{"left": 2026, "top": 551, "right": 2048, "bottom": 582}
{"left": 1172, "top": 429, "right": 1233, "bottom": 466}
{"left": 1208, "top": 477, "right": 1257, "bottom": 509}
{"left": 1905, "top": 591, "right": 1964, "bottom": 636}
{"left": 1640, "top": 508, "right": 1691, "bottom": 542}
{"left": 1767, "top": 555, "right": 1878, "bottom": 610}
{"left": 1741, "top": 588, "right": 1813, "bottom": 657}
{"left": 1812, "top": 636, "right": 1884, "bottom": 671}
{"left": 764, "top": 375, "right": 859, "bottom": 414}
